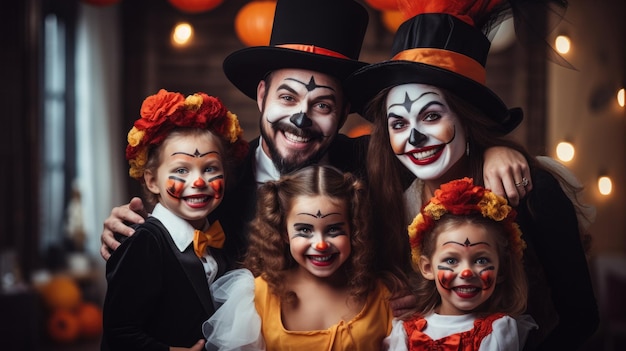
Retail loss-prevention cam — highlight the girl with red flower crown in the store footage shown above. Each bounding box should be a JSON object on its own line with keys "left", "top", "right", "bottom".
{"left": 384, "top": 177, "right": 530, "bottom": 350}
{"left": 102, "top": 89, "right": 248, "bottom": 351}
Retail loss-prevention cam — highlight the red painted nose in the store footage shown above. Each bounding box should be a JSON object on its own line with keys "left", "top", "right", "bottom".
{"left": 315, "top": 241, "right": 329, "bottom": 251}
{"left": 460, "top": 269, "right": 473, "bottom": 278}
{"left": 193, "top": 177, "right": 206, "bottom": 187}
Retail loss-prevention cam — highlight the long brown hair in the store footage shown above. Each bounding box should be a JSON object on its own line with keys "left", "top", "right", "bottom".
{"left": 365, "top": 87, "right": 415, "bottom": 277}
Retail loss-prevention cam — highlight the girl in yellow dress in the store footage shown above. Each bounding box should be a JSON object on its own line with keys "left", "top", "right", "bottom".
{"left": 203, "top": 165, "right": 404, "bottom": 350}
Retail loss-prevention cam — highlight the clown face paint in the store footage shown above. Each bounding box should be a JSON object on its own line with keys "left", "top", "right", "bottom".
{"left": 167, "top": 174, "right": 224, "bottom": 200}
{"left": 425, "top": 222, "right": 499, "bottom": 315}
{"left": 386, "top": 84, "right": 466, "bottom": 180}
{"left": 287, "top": 195, "right": 351, "bottom": 280}
{"left": 258, "top": 68, "right": 346, "bottom": 175}
{"left": 145, "top": 133, "right": 225, "bottom": 228}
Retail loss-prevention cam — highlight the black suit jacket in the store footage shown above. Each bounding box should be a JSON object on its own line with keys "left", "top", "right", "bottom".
{"left": 102, "top": 218, "right": 226, "bottom": 351}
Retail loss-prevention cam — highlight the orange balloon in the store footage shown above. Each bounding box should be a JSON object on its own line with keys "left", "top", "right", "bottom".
{"left": 168, "top": 0, "right": 223, "bottom": 14}
{"left": 235, "top": 1, "right": 277, "bottom": 47}
{"left": 365, "top": 0, "right": 399, "bottom": 11}
{"left": 381, "top": 10, "right": 405, "bottom": 34}
{"left": 80, "top": 0, "right": 121, "bottom": 6}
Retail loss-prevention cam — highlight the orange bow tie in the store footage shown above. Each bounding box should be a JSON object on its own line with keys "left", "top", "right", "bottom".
{"left": 193, "top": 221, "right": 225, "bottom": 258}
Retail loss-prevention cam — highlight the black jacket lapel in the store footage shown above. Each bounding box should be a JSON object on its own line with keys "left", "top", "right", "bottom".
{"left": 164, "top": 233, "right": 215, "bottom": 316}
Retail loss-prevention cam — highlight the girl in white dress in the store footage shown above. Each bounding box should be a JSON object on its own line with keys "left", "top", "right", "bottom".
{"left": 384, "top": 178, "right": 531, "bottom": 351}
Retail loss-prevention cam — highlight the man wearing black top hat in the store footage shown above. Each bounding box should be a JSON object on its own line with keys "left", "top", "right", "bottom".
{"left": 100, "top": 0, "right": 372, "bottom": 263}
{"left": 213, "top": 0, "right": 372, "bottom": 262}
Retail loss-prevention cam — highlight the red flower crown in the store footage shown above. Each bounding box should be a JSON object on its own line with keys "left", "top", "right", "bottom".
{"left": 408, "top": 178, "right": 525, "bottom": 267}
{"left": 125, "top": 89, "right": 248, "bottom": 180}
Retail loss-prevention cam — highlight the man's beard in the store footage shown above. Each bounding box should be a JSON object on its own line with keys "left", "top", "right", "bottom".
{"left": 260, "top": 119, "right": 330, "bottom": 175}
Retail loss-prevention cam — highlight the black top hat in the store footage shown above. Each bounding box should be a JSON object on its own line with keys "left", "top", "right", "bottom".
{"left": 223, "top": 0, "right": 369, "bottom": 102}
{"left": 345, "top": 1, "right": 523, "bottom": 134}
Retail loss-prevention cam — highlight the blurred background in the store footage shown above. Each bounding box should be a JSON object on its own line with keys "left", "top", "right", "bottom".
{"left": 0, "top": 0, "right": 624, "bottom": 350}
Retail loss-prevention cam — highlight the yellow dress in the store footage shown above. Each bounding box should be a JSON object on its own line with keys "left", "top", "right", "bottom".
{"left": 255, "top": 276, "right": 393, "bottom": 351}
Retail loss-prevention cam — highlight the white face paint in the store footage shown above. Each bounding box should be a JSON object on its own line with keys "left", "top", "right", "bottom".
{"left": 258, "top": 69, "right": 344, "bottom": 174}
{"left": 386, "top": 84, "right": 466, "bottom": 180}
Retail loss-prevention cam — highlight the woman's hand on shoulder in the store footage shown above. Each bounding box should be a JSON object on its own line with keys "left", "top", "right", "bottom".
{"left": 483, "top": 146, "right": 533, "bottom": 206}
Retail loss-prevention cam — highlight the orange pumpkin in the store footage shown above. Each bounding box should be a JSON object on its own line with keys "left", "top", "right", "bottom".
{"left": 47, "top": 309, "right": 81, "bottom": 343}
{"left": 76, "top": 302, "right": 103, "bottom": 339}
{"left": 40, "top": 275, "right": 82, "bottom": 311}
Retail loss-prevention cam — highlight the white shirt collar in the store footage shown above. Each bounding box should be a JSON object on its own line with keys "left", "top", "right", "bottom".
{"left": 151, "top": 203, "right": 209, "bottom": 253}
{"left": 255, "top": 136, "right": 281, "bottom": 184}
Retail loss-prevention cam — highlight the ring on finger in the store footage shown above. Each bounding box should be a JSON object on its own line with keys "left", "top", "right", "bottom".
{"left": 515, "top": 177, "right": 529, "bottom": 187}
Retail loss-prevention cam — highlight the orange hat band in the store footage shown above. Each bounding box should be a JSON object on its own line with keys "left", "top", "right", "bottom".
{"left": 392, "top": 48, "right": 486, "bottom": 84}
{"left": 277, "top": 44, "right": 350, "bottom": 59}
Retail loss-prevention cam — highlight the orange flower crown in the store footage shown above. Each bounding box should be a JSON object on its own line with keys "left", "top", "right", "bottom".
{"left": 408, "top": 178, "right": 526, "bottom": 266}
{"left": 126, "top": 89, "right": 249, "bottom": 180}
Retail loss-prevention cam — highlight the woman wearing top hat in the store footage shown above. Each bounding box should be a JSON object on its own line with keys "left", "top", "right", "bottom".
{"left": 345, "top": 0, "right": 599, "bottom": 350}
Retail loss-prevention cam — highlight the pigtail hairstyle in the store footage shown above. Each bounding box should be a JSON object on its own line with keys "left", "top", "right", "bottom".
{"left": 244, "top": 165, "right": 377, "bottom": 305}
{"left": 244, "top": 180, "right": 295, "bottom": 303}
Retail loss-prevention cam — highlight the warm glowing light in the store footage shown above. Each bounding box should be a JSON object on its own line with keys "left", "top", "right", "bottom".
{"left": 555, "top": 35, "right": 570, "bottom": 54}
{"left": 598, "top": 176, "right": 612, "bottom": 195}
{"left": 172, "top": 22, "right": 193, "bottom": 46}
{"left": 556, "top": 141, "right": 575, "bottom": 162}
{"left": 618, "top": 88, "right": 625, "bottom": 107}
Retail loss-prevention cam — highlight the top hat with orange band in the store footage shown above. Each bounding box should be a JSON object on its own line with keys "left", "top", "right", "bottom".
{"left": 222, "top": 0, "right": 369, "bottom": 105}
{"left": 345, "top": 0, "right": 523, "bottom": 134}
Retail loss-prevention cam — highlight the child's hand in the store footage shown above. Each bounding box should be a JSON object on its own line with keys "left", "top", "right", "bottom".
{"left": 170, "top": 339, "right": 205, "bottom": 351}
